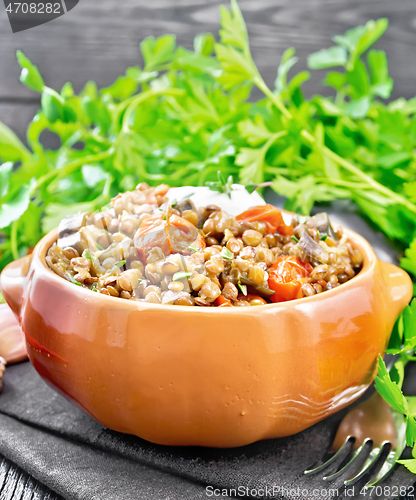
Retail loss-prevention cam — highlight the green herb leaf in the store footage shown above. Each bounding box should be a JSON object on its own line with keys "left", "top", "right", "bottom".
{"left": 69, "top": 276, "right": 82, "bottom": 287}
{"left": 141, "top": 34, "right": 176, "bottom": 70}
{"left": 291, "top": 235, "right": 299, "bottom": 243}
{"left": 0, "top": 123, "right": 31, "bottom": 162}
{"left": 406, "top": 416, "right": 416, "bottom": 447}
{"left": 238, "top": 282, "right": 247, "bottom": 296}
{"left": 401, "top": 238, "right": 416, "bottom": 277}
{"left": 0, "top": 180, "right": 34, "bottom": 229}
{"left": 82, "top": 249, "right": 96, "bottom": 262}
{"left": 397, "top": 458, "right": 416, "bottom": 474}
{"left": 333, "top": 18, "right": 389, "bottom": 66}
{"left": 308, "top": 46, "right": 348, "bottom": 70}
{"left": 188, "top": 244, "right": 198, "bottom": 252}
{"left": 172, "top": 271, "right": 192, "bottom": 281}
{"left": 244, "top": 183, "right": 257, "bottom": 194}
{"left": 116, "top": 260, "right": 126, "bottom": 268}
{"left": 206, "top": 171, "right": 234, "bottom": 198}
{"left": 220, "top": 247, "right": 233, "bottom": 260}
{"left": 194, "top": 33, "right": 216, "bottom": 56}
{"left": 375, "top": 356, "right": 408, "bottom": 414}
{"left": 403, "top": 300, "right": 416, "bottom": 351}
{"left": 275, "top": 48, "right": 298, "bottom": 91}
{"left": 0, "top": 162, "right": 13, "bottom": 198}
{"left": 16, "top": 51, "right": 45, "bottom": 92}
{"left": 41, "top": 88, "right": 65, "bottom": 123}
{"left": 367, "top": 49, "right": 393, "bottom": 99}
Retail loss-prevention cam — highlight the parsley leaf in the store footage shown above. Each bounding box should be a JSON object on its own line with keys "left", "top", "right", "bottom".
{"left": 172, "top": 271, "right": 192, "bottom": 281}
{"left": 401, "top": 237, "right": 416, "bottom": 277}
{"left": 220, "top": 247, "right": 234, "bottom": 260}
{"left": 374, "top": 356, "right": 408, "bottom": 414}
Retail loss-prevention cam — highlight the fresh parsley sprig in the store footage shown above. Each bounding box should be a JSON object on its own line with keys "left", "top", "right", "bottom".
{"left": 375, "top": 300, "right": 416, "bottom": 461}
{"left": 206, "top": 171, "right": 234, "bottom": 198}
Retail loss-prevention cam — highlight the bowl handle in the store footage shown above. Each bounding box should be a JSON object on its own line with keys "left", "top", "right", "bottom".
{"left": 0, "top": 254, "right": 33, "bottom": 319}
{"left": 379, "top": 260, "right": 413, "bottom": 325}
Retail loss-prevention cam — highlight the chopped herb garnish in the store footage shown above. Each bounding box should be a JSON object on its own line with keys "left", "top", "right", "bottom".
{"left": 188, "top": 244, "right": 198, "bottom": 252}
{"left": 102, "top": 229, "right": 111, "bottom": 235}
{"left": 96, "top": 243, "right": 104, "bottom": 251}
{"left": 116, "top": 260, "right": 126, "bottom": 267}
{"left": 206, "top": 171, "right": 234, "bottom": 199}
{"left": 91, "top": 282, "right": 98, "bottom": 292}
{"left": 244, "top": 183, "right": 257, "bottom": 194}
{"left": 291, "top": 235, "right": 299, "bottom": 243}
{"left": 163, "top": 215, "right": 167, "bottom": 220}
{"left": 321, "top": 234, "right": 328, "bottom": 241}
{"left": 137, "top": 278, "right": 142, "bottom": 285}
{"left": 69, "top": 276, "right": 82, "bottom": 287}
{"left": 172, "top": 271, "right": 192, "bottom": 281}
{"left": 238, "top": 283, "right": 247, "bottom": 296}
{"left": 82, "top": 249, "right": 96, "bottom": 262}
{"left": 220, "top": 247, "right": 233, "bottom": 260}
{"left": 170, "top": 193, "right": 194, "bottom": 208}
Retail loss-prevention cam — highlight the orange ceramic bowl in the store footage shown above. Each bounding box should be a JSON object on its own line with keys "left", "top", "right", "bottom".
{"left": 0, "top": 218, "right": 412, "bottom": 448}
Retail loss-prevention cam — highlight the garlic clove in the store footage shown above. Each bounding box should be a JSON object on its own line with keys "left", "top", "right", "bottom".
{"left": 0, "top": 304, "right": 27, "bottom": 363}
{"left": 0, "top": 356, "right": 6, "bottom": 394}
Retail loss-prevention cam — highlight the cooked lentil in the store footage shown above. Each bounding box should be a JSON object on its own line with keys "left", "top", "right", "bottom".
{"left": 46, "top": 184, "right": 363, "bottom": 306}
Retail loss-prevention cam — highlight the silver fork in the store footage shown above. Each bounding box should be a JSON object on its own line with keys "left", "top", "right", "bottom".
{"left": 304, "top": 357, "right": 406, "bottom": 488}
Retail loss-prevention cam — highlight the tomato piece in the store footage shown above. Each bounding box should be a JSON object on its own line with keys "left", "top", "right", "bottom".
{"left": 236, "top": 204, "right": 294, "bottom": 235}
{"left": 134, "top": 214, "right": 203, "bottom": 262}
{"left": 215, "top": 295, "right": 233, "bottom": 307}
{"left": 268, "top": 255, "right": 313, "bottom": 302}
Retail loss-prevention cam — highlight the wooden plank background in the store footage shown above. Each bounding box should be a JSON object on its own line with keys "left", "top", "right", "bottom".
{"left": 1, "top": 0, "right": 416, "bottom": 143}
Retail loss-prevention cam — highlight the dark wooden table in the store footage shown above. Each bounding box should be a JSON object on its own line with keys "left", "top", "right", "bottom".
{"left": 1, "top": 0, "right": 416, "bottom": 498}
{"left": 1, "top": 0, "right": 416, "bottom": 142}
{"left": 0, "top": 455, "right": 61, "bottom": 499}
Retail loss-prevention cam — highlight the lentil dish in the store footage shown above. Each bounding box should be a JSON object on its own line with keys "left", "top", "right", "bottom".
{"left": 46, "top": 184, "right": 363, "bottom": 307}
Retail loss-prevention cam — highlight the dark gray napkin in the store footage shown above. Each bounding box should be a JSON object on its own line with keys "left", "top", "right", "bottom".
{"left": 0, "top": 361, "right": 415, "bottom": 500}
{"left": 0, "top": 200, "right": 415, "bottom": 500}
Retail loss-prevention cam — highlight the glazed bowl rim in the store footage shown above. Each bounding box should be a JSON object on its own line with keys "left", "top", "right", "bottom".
{"left": 36, "top": 215, "right": 377, "bottom": 314}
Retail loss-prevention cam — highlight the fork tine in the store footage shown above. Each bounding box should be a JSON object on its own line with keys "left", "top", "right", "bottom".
{"left": 364, "top": 412, "right": 407, "bottom": 487}
{"left": 364, "top": 448, "right": 397, "bottom": 487}
{"left": 344, "top": 441, "right": 392, "bottom": 486}
{"left": 323, "top": 438, "right": 373, "bottom": 481}
{"left": 304, "top": 436, "right": 355, "bottom": 476}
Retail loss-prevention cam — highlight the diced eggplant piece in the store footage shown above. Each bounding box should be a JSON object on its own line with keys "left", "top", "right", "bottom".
{"left": 297, "top": 225, "right": 329, "bottom": 264}
{"left": 58, "top": 212, "right": 89, "bottom": 239}
{"left": 176, "top": 198, "right": 197, "bottom": 214}
{"left": 306, "top": 212, "right": 337, "bottom": 240}
{"left": 57, "top": 231, "right": 88, "bottom": 254}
